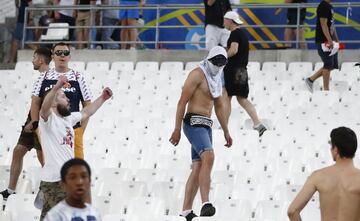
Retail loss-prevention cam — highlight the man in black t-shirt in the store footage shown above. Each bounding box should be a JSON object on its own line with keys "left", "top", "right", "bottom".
{"left": 222, "top": 11, "right": 267, "bottom": 136}
{"left": 305, "top": 0, "right": 339, "bottom": 92}
{"left": 204, "top": 0, "right": 232, "bottom": 50}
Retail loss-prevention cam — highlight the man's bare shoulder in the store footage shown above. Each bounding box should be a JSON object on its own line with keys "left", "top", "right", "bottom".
{"left": 187, "top": 67, "right": 205, "bottom": 82}
{"left": 309, "top": 165, "right": 336, "bottom": 181}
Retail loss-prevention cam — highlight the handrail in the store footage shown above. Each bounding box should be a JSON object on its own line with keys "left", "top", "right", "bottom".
{"left": 22, "top": 2, "right": 360, "bottom": 49}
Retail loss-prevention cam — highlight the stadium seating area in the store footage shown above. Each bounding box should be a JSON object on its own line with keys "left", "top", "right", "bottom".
{"left": 0, "top": 60, "right": 360, "bottom": 221}
{"left": 0, "top": 0, "right": 16, "bottom": 24}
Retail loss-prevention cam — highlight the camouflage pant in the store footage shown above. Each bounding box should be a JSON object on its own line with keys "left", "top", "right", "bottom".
{"left": 39, "top": 181, "right": 66, "bottom": 221}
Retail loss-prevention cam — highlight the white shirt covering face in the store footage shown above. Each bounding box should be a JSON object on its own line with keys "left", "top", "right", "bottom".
{"left": 44, "top": 200, "right": 101, "bottom": 221}
{"left": 39, "top": 111, "right": 82, "bottom": 182}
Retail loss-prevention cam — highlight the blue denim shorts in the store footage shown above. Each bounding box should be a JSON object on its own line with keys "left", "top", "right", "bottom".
{"left": 119, "top": 1, "right": 140, "bottom": 20}
{"left": 316, "top": 43, "right": 339, "bottom": 70}
{"left": 183, "top": 118, "right": 213, "bottom": 161}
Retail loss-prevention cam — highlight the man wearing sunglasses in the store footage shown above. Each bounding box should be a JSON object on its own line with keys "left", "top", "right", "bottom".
{"left": 223, "top": 11, "right": 266, "bottom": 136}
{"left": 32, "top": 42, "right": 92, "bottom": 160}
{"left": 170, "top": 46, "right": 232, "bottom": 221}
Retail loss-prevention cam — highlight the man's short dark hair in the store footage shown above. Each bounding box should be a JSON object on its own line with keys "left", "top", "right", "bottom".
{"left": 60, "top": 159, "right": 91, "bottom": 182}
{"left": 52, "top": 42, "right": 70, "bottom": 51}
{"left": 330, "top": 126, "right": 357, "bottom": 158}
{"left": 34, "top": 47, "right": 52, "bottom": 64}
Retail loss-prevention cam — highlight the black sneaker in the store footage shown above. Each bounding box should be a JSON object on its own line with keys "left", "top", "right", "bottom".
{"left": 254, "top": 124, "right": 267, "bottom": 137}
{"left": 200, "top": 203, "right": 216, "bottom": 216}
{"left": 305, "top": 78, "right": 313, "bottom": 93}
{"left": 181, "top": 211, "right": 197, "bottom": 221}
{"left": 0, "top": 189, "right": 12, "bottom": 201}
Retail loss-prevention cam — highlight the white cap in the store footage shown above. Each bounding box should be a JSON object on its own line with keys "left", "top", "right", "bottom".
{"left": 206, "top": 46, "right": 227, "bottom": 60}
{"left": 224, "top": 11, "right": 243, "bottom": 25}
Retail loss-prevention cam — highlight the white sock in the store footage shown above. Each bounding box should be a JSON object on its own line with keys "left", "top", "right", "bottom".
{"left": 202, "top": 201, "right": 211, "bottom": 207}
{"left": 180, "top": 209, "right": 192, "bottom": 217}
{"left": 7, "top": 188, "right": 15, "bottom": 194}
{"left": 254, "top": 123, "right": 262, "bottom": 128}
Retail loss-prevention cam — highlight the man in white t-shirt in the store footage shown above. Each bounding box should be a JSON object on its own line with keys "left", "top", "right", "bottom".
{"left": 38, "top": 75, "right": 112, "bottom": 220}
{"left": 45, "top": 158, "right": 101, "bottom": 220}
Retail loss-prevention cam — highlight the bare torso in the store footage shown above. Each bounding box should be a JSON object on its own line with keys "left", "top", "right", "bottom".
{"left": 316, "top": 164, "right": 360, "bottom": 221}
{"left": 186, "top": 67, "right": 214, "bottom": 117}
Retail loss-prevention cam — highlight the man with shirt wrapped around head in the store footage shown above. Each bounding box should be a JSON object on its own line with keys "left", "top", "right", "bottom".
{"left": 170, "top": 46, "right": 233, "bottom": 221}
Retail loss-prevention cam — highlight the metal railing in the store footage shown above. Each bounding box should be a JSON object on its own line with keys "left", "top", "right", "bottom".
{"left": 22, "top": 2, "right": 360, "bottom": 49}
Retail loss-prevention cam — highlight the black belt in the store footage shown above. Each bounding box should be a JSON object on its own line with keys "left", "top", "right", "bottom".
{"left": 183, "top": 113, "right": 213, "bottom": 128}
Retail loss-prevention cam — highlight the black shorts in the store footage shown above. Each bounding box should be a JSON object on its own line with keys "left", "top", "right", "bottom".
{"left": 287, "top": 11, "right": 306, "bottom": 28}
{"left": 17, "top": 114, "right": 42, "bottom": 151}
{"left": 224, "top": 66, "right": 249, "bottom": 98}
{"left": 316, "top": 43, "right": 339, "bottom": 70}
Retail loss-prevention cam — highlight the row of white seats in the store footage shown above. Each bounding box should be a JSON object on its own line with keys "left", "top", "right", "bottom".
{"left": 0, "top": 192, "right": 319, "bottom": 221}
{"left": 14, "top": 61, "right": 359, "bottom": 73}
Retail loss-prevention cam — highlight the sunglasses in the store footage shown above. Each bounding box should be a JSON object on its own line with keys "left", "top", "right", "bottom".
{"left": 209, "top": 55, "right": 228, "bottom": 67}
{"left": 54, "top": 50, "right": 70, "bottom": 56}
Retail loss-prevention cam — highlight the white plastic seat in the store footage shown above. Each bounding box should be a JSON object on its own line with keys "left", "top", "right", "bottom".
{"left": 150, "top": 181, "right": 184, "bottom": 204}
{"left": 185, "top": 61, "right": 200, "bottom": 71}
{"left": 92, "top": 195, "right": 111, "bottom": 216}
{"left": 193, "top": 217, "right": 239, "bottom": 221}
{"left": 215, "top": 199, "right": 253, "bottom": 219}
{"left": 273, "top": 185, "right": 302, "bottom": 201}
{"left": 250, "top": 71, "right": 277, "bottom": 83}
{"left": 133, "top": 168, "right": 168, "bottom": 183}
{"left": 110, "top": 181, "right": 148, "bottom": 198}
{"left": 332, "top": 70, "right": 358, "bottom": 85}
{"left": 41, "top": 23, "right": 69, "bottom": 40}
{"left": 68, "top": 61, "right": 86, "bottom": 72}
{"left": 160, "top": 62, "right": 184, "bottom": 72}
{"left": 15, "top": 61, "right": 33, "bottom": 71}
{"left": 156, "top": 215, "right": 187, "bottom": 221}
{"left": 156, "top": 155, "right": 191, "bottom": 171}
{"left": 17, "top": 210, "right": 41, "bottom": 221}
{"left": 86, "top": 61, "right": 110, "bottom": 72}
{"left": 207, "top": 183, "right": 231, "bottom": 201}
{"left": 0, "top": 211, "right": 11, "bottom": 221}
{"left": 247, "top": 61, "right": 261, "bottom": 75}
{"left": 262, "top": 62, "right": 286, "bottom": 72}
{"left": 254, "top": 200, "right": 288, "bottom": 221}
{"left": 328, "top": 80, "right": 349, "bottom": 96}
{"left": 231, "top": 184, "right": 271, "bottom": 208}
{"left": 5, "top": 194, "right": 38, "bottom": 221}
{"left": 111, "top": 61, "right": 134, "bottom": 72}
{"left": 103, "top": 214, "right": 139, "bottom": 221}
{"left": 135, "top": 61, "right": 159, "bottom": 72}
{"left": 97, "top": 167, "right": 132, "bottom": 183}
{"left": 341, "top": 62, "right": 358, "bottom": 73}
{"left": 288, "top": 62, "right": 313, "bottom": 73}
{"left": 281, "top": 90, "right": 311, "bottom": 108}
{"left": 127, "top": 197, "right": 166, "bottom": 216}
{"left": 311, "top": 91, "right": 340, "bottom": 107}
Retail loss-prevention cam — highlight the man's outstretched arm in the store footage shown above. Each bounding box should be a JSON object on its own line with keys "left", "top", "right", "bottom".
{"left": 80, "top": 87, "right": 113, "bottom": 122}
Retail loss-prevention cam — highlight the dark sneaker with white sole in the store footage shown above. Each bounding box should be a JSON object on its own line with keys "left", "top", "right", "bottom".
{"left": 254, "top": 124, "right": 267, "bottom": 137}
{"left": 200, "top": 203, "right": 216, "bottom": 216}
{"left": 0, "top": 189, "right": 13, "bottom": 201}
{"left": 305, "top": 78, "right": 313, "bottom": 93}
{"left": 181, "top": 211, "right": 197, "bottom": 221}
